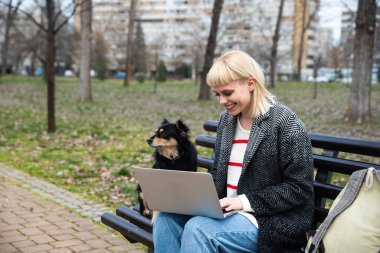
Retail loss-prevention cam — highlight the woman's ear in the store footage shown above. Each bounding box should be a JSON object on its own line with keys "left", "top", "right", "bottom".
{"left": 247, "top": 77, "right": 255, "bottom": 91}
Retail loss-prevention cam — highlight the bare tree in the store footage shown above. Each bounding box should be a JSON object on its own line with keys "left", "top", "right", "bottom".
{"left": 19, "top": 0, "right": 78, "bottom": 132}
{"left": 124, "top": 0, "right": 137, "bottom": 87}
{"left": 294, "top": 0, "right": 319, "bottom": 81}
{"left": 186, "top": 21, "right": 206, "bottom": 85}
{"left": 79, "top": 0, "right": 92, "bottom": 101}
{"left": 269, "top": 0, "right": 285, "bottom": 89}
{"left": 344, "top": 0, "right": 376, "bottom": 122}
{"left": 145, "top": 34, "right": 165, "bottom": 92}
{"left": 0, "top": 0, "right": 23, "bottom": 76}
{"left": 198, "top": 0, "right": 224, "bottom": 101}
{"left": 26, "top": 24, "right": 45, "bottom": 76}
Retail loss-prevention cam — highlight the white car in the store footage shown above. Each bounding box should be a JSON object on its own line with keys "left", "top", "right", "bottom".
{"left": 64, "top": 70, "right": 75, "bottom": 77}
{"left": 315, "top": 76, "right": 329, "bottom": 83}
{"left": 307, "top": 76, "right": 330, "bottom": 83}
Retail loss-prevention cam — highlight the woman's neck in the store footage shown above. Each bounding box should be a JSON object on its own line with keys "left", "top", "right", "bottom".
{"left": 238, "top": 114, "right": 253, "bottom": 131}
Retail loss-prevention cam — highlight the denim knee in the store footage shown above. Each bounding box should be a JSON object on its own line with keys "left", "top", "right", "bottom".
{"left": 183, "top": 216, "right": 207, "bottom": 235}
{"left": 153, "top": 212, "right": 173, "bottom": 234}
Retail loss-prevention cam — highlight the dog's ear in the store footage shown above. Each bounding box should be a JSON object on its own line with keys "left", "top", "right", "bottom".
{"left": 176, "top": 120, "right": 190, "bottom": 134}
{"left": 161, "top": 118, "right": 169, "bottom": 124}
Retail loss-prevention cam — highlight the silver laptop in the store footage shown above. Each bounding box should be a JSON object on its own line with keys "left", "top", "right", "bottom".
{"left": 134, "top": 167, "right": 237, "bottom": 219}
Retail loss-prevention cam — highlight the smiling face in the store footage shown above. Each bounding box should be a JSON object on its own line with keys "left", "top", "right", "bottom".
{"left": 212, "top": 78, "right": 255, "bottom": 118}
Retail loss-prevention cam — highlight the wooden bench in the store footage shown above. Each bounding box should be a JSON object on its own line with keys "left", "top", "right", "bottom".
{"left": 101, "top": 119, "right": 380, "bottom": 252}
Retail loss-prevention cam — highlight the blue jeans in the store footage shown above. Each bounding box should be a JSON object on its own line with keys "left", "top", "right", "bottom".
{"left": 153, "top": 212, "right": 259, "bottom": 253}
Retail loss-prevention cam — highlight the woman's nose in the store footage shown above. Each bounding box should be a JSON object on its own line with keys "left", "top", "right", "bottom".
{"left": 219, "top": 95, "right": 226, "bottom": 104}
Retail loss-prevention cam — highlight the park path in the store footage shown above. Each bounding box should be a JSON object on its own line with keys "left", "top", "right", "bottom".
{"left": 0, "top": 164, "right": 145, "bottom": 253}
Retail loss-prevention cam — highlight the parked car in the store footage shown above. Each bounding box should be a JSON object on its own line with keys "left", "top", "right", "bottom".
{"left": 34, "top": 68, "right": 44, "bottom": 76}
{"left": 308, "top": 76, "right": 329, "bottom": 83}
{"left": 315, "top": 76, "right": 329, "bottom": 83}
{"left": 113, "top": 72, "right": 126, "bottom": 79}
{"left": 64, "top": 70, "right": 75, "bottom": 77}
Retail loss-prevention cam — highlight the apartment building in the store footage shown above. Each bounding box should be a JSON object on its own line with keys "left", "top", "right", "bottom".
{"left": 87, "top": 0, "right": 321, "bottom": 79}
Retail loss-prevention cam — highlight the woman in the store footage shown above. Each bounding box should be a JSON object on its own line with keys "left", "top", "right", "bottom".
{"left": 153, "top": 50, "right": 314, "bottom": 253}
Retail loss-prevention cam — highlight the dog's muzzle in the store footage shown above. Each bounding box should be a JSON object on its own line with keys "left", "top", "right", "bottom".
{"left": 146, "top": 137, "right": 153, "bottom": 145}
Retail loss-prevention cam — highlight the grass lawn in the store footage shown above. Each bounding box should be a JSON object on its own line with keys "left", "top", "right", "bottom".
{"left": 0, "top": 75, "right": 379, "bottom": 208}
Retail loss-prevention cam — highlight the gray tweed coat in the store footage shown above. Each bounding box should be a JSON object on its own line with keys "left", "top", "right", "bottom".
{"left": 210, "top": 102, "right": 314, "bottom": 253}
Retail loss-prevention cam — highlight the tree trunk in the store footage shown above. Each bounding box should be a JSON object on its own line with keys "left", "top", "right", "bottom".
{"left": 295, "top": 0, "right": 307, "bottom": 81}
{"left": 198, "top": 0, "right": 224, "bottom": 100}
{"left": 1, "top": 6, "right": 11, "bottom": 76}
{"left": 269, "top": 0, "right": 285, "bottom": 89}
{"left": 344, "top": 0, "right": 376, "bottom": 122}
{"left": 79, "top": 0, "right": 93, "bottom": 101}
{"left": 1, "top": 0, "right": 22, "bottom": 76}
{"left": 46, "top": 0, "right": 56, "bottom": 133}
{"left": 124, "top": 0, "right": 137, "bottom": 87}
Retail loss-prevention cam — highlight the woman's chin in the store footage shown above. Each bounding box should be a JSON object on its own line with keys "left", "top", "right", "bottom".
{"left": 226, "top": 109, "right": 239, "bottom": 116}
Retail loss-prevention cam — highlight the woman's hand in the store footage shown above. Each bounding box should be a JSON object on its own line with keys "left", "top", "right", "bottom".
{"left": 219, "top": 197, "right": 243, "bottom": 212}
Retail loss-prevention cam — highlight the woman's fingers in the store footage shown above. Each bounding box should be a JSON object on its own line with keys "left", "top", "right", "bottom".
{"left": 219, "top": 197, "right": 243, "bottom": 211}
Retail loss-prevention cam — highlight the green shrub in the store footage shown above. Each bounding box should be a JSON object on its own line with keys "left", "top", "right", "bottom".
{"left": 156, "top": 61, "right": 167, "bottom": 82}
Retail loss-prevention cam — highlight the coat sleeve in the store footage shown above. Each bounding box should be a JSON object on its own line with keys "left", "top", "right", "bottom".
{"left": 248, "top": 129, "right": 314, "bottom": 216}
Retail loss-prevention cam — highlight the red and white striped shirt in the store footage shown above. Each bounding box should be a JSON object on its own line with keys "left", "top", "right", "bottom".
{"left": 227, "top": 118, "right": 258, "bottom": 228}
{"left": 227, "top": 119, "right": 249, "bottom": 196}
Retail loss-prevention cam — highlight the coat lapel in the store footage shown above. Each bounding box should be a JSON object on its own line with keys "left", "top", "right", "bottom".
{"left": 218, "top": 104, "right": 275, "bottom": 183}
{"left": 240, "top": 109, "right": 273, "bottom": 177}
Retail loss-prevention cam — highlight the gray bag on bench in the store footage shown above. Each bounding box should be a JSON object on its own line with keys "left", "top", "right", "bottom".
{"left": 306, "top": 167, "right": 380, "bottom": 253}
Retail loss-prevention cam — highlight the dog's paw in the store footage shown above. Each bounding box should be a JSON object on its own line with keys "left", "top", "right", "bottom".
{"left": 151, "top": 211, "right": 159, "bottom": 224}
{"left": 143, "top": 209, "right": 153, "bottom": 218}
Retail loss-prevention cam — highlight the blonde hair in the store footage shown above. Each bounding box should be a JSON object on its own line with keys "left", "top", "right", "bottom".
{"left": 206, "top": 50, "right": 275, "bottom": 118}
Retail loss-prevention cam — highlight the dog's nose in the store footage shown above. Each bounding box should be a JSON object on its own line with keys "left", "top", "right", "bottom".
{"left": 146, "top": 138, "right": 152, "bottom": 145}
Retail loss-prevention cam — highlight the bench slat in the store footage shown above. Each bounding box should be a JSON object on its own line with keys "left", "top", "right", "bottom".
{"left": 197, "top": 156, "right": 213, "bottom": 169}
{"left": 203, "top": 120, "right": 218, "bottom": 132}
{"left": 314, "top": 181, "right": 342, "bottom": 200}
{"left": 195, "top": 135, "right": 215, "bottom": 148}
{"left": 116, "top": 206, "right": 152, "bottom": 232}
{"left": 309, "top": 133, "right": 380, "bottom": 158}
{"left": 313, "top": 154, "right": 380, "bottom": 174}
{"left": 202, "top": 120, "right": 380, "bottom": 157}
{"left": 101, "top": 213, "right": 154, "bottom": 248}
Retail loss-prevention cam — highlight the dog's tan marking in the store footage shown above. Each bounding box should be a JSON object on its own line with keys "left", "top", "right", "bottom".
{"left": 151, "top": 137, "right": 179, "bottom": 159}
{"left": 141, "top": 190, "right": 159, "bottom": 223}
{"left": 158, "top": 145, "right": 179, "bottom": 159}
{"left": 151, "top": 211, "right": 159, "bottom": 224}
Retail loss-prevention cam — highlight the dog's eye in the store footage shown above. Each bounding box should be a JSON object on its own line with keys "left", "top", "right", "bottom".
{"left": 156, "top": 128, "right": 164, "bottom": 137}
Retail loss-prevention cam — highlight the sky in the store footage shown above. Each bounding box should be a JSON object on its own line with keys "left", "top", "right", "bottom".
{"left": 319, "top": 0, "right": 358, "bottom": 42}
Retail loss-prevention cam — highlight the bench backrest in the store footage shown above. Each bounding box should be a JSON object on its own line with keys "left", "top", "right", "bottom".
{"left": 195, "top": 120, "right": 380, "bottom": 227}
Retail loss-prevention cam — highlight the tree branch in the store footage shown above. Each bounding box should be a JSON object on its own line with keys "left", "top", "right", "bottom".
{"left": 17, "top": 7, "right": 47, "bottom": 33}
{"left": 53, "top": 0, "right": 78, "bottom": 34}
{"left": 341, "top": 0, "right": 356, "bottom": 18}
{"left": 303, "top": 0, "right": 320, "bottom": 33}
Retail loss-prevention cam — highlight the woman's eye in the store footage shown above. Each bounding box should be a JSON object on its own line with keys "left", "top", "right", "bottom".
{"left": 214, "top": 93, "right": 220, "bottom": 97}
{"left": 223, "top": 92, "right": 232, "bottom": 96}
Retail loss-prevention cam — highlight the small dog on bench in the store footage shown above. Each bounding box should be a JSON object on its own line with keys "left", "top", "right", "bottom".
{"left": 137, "top": 119, "right": 198, "bottom": 220}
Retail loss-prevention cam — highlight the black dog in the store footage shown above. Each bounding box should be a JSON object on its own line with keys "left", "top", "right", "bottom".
{"left": 137, "top": 119, "right": 197, "bottom": 218}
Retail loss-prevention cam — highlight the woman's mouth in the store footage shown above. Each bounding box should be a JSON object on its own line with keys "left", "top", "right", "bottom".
{"left": 225, "top": 103, "right": 235, "bottom": 111}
